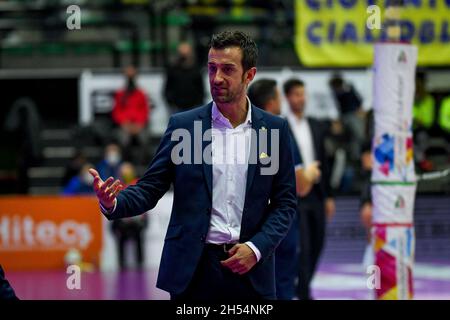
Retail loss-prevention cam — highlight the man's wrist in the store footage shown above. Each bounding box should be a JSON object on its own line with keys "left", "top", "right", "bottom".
{"left": 100, "top": 199, "right": 117, "bottom": 214}
{"left": 245, "top": 241, "right": 261, "bottom": 262}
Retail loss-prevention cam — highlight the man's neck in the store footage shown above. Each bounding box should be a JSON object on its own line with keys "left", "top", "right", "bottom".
{"left": 216, "top": 95, "right": 248, "bottom": 128}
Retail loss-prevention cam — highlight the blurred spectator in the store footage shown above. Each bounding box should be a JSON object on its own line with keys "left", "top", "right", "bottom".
{"left": 329, "top": 73, "right": 366, "bottom": 162}
{"left": 96, "top": 143, "right": 122, "bottom": 181}
{"left": 61, "top": 149, "right": 87, "bottom": 187}
{"left": 164, "top": 42, "right": 205, "bottom": 114}
{"left": 112, "top": 65, "right": 150, "bottom": 163}
{"left": 3, "top": 97, "right": 42, "bottom": 194}
{"left": 111, "top": 162, "right": 148, "bottom": 270}
{"left": 284, "top": 78, "right": 335, "bottom": 300}
{"left": 359, "top": 111, "right": 374, "bottom": 268}
{"left": 62, "top": 163, "right": 95, "bottom": 195}
{"left": 359, "top": 110, "right": 374, "bottom": 242}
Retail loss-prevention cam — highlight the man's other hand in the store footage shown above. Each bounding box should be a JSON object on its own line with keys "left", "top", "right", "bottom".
{"left": 89, "top": 168, "right": 124, "bottom": 210}
{"left": 304, "top": 161, "right": 321, "bottom": 183}
{"left": 220, "top": 243, "right": 257, "bottom": 275}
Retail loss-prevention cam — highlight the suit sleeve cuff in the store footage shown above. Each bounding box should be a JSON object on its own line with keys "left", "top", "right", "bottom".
{"left": 245, "top": 241, "right": 262, "bottom": 262}
{"left": 100, "top": 199, "right": 117, "bottom": 215}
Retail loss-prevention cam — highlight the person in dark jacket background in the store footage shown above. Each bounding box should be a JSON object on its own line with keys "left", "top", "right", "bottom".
{"left": 164, "top": 42, "right": 205, "bottom": 114}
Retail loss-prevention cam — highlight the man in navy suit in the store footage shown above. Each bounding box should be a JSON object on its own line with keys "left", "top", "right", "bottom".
{"left": 89, "top": 31, "right": 297, "bottom": 300}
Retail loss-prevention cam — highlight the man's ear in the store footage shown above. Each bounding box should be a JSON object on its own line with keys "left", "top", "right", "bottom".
{"left": 244, "top": 67, "right": 257, "bottom": 84}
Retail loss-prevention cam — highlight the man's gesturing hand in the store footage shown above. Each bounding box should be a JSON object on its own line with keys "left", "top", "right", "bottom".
{"left": 89, "top": 168, "right": 124, "bottom": 210}
{"left": 220, "top": 243, "right": 257, "bottom": 275}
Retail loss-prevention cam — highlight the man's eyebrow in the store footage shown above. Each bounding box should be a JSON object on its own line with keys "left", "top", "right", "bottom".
{"left": 207, "top": 62, "right": 236, "bottom": 67}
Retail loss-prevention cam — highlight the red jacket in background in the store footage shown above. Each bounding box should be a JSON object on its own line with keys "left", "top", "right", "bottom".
{"left": 112, "top": 89, "right": 150, "bottom": 126}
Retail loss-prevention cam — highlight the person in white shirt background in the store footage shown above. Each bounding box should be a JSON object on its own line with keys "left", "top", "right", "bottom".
{"left": 283, "top": 78, "right": 336, "bottom": 300}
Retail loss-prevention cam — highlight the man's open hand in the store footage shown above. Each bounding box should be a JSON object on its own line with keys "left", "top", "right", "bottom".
{"left": 89, "top": 168, "right": 124, "bottom": 210}
{"left": 220, "top": 243, "right": 257, "bottom": 275}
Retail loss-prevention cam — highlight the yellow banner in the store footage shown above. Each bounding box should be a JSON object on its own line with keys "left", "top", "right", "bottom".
{"left": 295, "top": 0, "right": 450, "bottom": 66}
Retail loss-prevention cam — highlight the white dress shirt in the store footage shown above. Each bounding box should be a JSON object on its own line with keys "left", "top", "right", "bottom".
{"left": 287, "top": 113, "right": 316, "bottom": 166}
{"left": 206, "top": 97, "right": 261, "bottom": 261}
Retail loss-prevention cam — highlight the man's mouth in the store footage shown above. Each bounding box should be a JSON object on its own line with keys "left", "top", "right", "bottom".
{"left": 213, "top": 88, "right": 227, "bottom": 95}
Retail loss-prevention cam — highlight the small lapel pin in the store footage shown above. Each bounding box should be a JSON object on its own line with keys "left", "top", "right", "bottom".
{"left": 261, "top": 126, "right": 267, "bottom": 131}
{"left": 260, "top": 152, "right": 269, "bottom": 159}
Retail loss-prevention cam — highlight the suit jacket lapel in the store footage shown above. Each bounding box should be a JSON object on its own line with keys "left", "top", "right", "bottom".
{"left": 198, "top": 103, "right": 213, "bottom": 201}
{"left": 245, "top": 106, "right": 266, "bottom": 197}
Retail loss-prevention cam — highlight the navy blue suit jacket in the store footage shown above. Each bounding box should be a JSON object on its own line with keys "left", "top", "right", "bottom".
{"left": 104, "top": 102, "right": 297, "bottom": 298}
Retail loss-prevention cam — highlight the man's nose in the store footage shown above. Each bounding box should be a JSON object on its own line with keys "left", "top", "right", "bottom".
{"left": 213, "top": 70, "right": 224, "bottom": 84}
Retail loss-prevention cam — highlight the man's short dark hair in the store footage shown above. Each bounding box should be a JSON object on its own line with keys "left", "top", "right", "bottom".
{"left": 210, "top": 31, "right": 258, "bottom": 72}
{"left": 283, "top": 78, "right": 305, "bottom": 96}
{"left": 248, "top": 79, "right": 277, "bottom": 110}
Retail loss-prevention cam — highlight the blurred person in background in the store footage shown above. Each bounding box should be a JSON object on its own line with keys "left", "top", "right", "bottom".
{"left": 164, "top": 42, "right": 205, "bottom": 114}
{"left": 61, "top": 149, "right": 87, "bottom": 187}
{"left": 359, "top": 110, "right": 374, "bottom": 266}
{"left": 284, "top": 78, "right": 335, "bottom": 300}
{"left": 62, "top": 163, "right": 95, "bottom": 195}
{"left": 329, "top": 73, "right": 366, "bottom": 163}
{"left": 3, "top": 97, "right": 42, "bottom": 194}
{"left": 112, "top": 65, "right": 150, "bottom": 163}
{"left": 96, "top": 143, "right": 123, "bottom": 181}
{"left": 111, "top": 162, "right": 148, "bottom": 271}
{"left": 0, "top": 265, "right": 18, "bottom": 300}
{"left": 248, "top": 78, "right": 320, "bottom": 300}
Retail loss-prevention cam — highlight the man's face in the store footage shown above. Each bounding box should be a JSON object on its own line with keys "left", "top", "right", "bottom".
{"left": 208, "top": 47, "right": 255, "bottom": 104}
{"left": 286, "top": 85, "right": 306, "bottom": 114}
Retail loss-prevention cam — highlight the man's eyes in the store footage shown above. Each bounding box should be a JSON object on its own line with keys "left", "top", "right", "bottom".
{"left": 208, "top": 66, "right": 234, "bottom": 73}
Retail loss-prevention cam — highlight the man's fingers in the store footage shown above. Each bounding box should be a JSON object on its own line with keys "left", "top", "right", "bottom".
{"left": 109, "top": 180, "right": 121, "bottom": 192}
{"left": 106, "top": 184, "right": 123, "bottom": 201}
{"left": 89, "top": 169, "right": 103, "bottom": 191}
{"left": 231, "top": 265, "right": 247, "bottom": 274}
{"left": 221, "top": 255, "right": 238, "bottom": 267}
{"left": 228, "top": 244, "right": 240, "bottom": 256}
{"left": 225, "top": 259, "right": 242, "bottom": 269}
{"left": 89, "top": 168, "right": 101, "bottom": 180}
{"left": 100, "top": 177, "right": 114, "bottom": 192}
{"left": 111, "top": 183, "right": 124, "bottom": 196}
